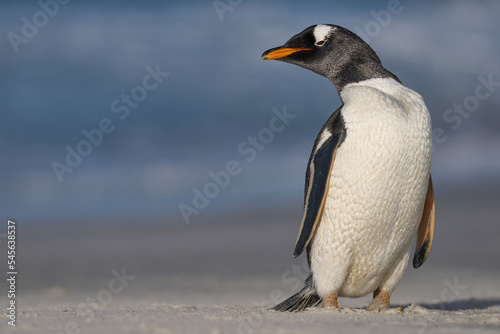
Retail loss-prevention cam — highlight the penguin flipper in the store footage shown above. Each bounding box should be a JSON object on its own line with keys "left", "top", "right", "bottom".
{"left": 413, "top": 175, "right": 435, "bottom": 268}
{"left": 293, "top": 110, "right": 346, "bottom": 258}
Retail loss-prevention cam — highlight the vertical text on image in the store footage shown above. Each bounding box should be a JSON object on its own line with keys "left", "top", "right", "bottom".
{"left": 6, "top": 219, "right": 17, "bottom": 327}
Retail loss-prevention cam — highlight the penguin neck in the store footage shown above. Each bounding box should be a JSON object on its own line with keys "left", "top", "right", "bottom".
{"left": 327, "top": 57, "right": 401, "bottom": 96}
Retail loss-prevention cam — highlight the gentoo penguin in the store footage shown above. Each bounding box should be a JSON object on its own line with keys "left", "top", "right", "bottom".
{"left": 262, "top": 24, "right": 435, "bottom": 311}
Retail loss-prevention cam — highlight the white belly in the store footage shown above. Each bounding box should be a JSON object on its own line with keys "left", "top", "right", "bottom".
{"left": 310, "top": 78, "right": 432, "bottom": 298}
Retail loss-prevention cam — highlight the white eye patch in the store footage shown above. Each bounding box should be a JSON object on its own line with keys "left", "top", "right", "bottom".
{"left": 313, "top": 25, "right": 334, "bottom": 46}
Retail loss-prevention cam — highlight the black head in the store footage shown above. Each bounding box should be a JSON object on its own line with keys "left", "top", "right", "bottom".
{"left": 262, "top": 24, "right": 399, "bottom": 93}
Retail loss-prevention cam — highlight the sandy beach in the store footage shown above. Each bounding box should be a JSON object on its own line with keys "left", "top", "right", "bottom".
{"left": 1, "top": 194, "right": 500, "bottom": 333}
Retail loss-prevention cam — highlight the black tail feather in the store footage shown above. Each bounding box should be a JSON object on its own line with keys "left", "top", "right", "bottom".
{"left": 271, "top": 274, "right": 322, "bottom": 312}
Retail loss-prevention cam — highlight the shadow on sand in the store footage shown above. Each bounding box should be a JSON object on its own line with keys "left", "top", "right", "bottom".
{"left": 397, "top": 298, "right": 500, "bottom": 311}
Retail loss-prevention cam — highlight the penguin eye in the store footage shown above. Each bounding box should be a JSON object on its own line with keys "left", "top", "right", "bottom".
{"left": 315, "top": 40, "right": 325, "bottom": 46}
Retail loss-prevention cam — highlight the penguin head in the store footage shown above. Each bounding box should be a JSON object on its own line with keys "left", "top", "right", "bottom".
{"left": 262, "top": 24, "right": 398, "bottom": 92}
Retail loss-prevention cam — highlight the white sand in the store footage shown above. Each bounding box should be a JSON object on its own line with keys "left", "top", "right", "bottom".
{"left": 3, "top": 269, "right": 500, "bottom": 334}
{"left": 1, "top": 195, "right": 499, "bottom": 333}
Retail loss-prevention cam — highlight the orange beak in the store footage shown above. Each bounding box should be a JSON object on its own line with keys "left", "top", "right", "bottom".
{"left": 262, "top": 47, "right": 313, "bottom": 60}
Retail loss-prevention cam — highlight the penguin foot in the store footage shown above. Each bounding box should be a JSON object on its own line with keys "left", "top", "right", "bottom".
{"left": 367, "top": 289, "right": 390, "bottom": 311}
{"left": 322, "top": 292, "right": 340, "bottom": 310}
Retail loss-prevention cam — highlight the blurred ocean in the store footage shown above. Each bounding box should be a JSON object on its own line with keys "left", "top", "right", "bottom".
{"left": 1, "top": 0, "right": 499, "bottom": 226}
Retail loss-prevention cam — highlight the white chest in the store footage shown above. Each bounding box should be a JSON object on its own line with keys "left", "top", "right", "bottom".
{"left": 310, "top": 78, "right": 432, "bottom": 297}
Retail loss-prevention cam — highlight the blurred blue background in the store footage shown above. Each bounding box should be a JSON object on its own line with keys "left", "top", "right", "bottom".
{"left": 1, "top": 0, "right": 499, "bottom": 226}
